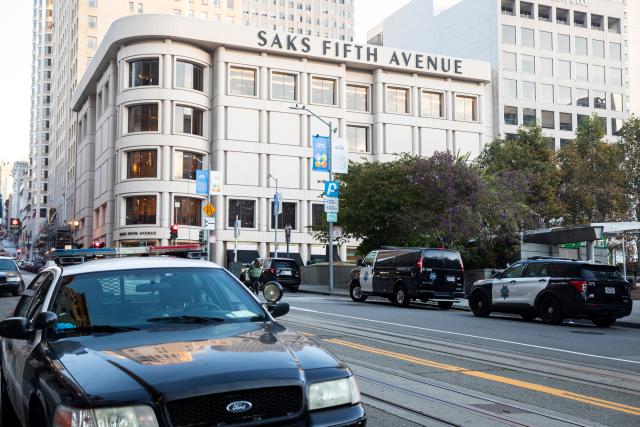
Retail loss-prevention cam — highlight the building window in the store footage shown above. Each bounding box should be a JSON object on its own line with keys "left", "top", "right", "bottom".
{"left": 520, "top": 2, "right": 533, "bottom": 19}
{"left": 612, "top": 118, "right": 624, "bottom": 136}
{"left": 386, "top": 86, "right": 409, "bottom": 114}
{"left": 540, "top": 84, "right": 554, "bottom": 103}
{"left": 502, "top": 51, "right": 516, "bottom": 71}
{"left": 176, "top": 60, "right": 204, "bottom": 91}
{"left": 271, "top": 201, "right": 296, "bottom": 230}
{"left": 559, "top": 113, "right": 572, "bottom": 131}
{"left": 594, "top": 91, "right": 606, "bottom": 109}
{"left": 592, "top": 40, "right": 605, "bottom": 58}
{"left": 129, "top": 58, "right": 159, "bottom": 87}
{"left": 311, "top": 203, "right": 324, "bottom": 227}
{"left": 521, "top": 28, "right": 534, "bottom": 47}
{"left": 592, "top": 65, "right": 605, "bottom": 84}
{"left": 558, "top": 60, "right": 571, "bottom": 79}
{"left": 538, "top": 5, "right": 551, "bottom": 21}
{"left": 522, "top": 81, "right": 535, "bottom": 101}
{"left": 574, "top": 11, "right": 587, "bottom": 28}
{"left": 88, "top": 0, "right": 97, "bottom": 8}
{"left": 503, "top": 78, "right": 517, "bottom": 99}
{"left": 575, "top": 37, "right": 587, "bottom": 56}
{"left": 271, "top": 71, "right": 297, "bottom": 101}
{"left": 578, "top": 114, "right": 588, "bottom": 129}
{"left": 347, "top": 125, "right": 369, "bottom": 153}
{"left": 229, "top": 66, "right": 256, "bottom": 96}
{"left": 346, "top": 85, "right": 368, "bottom": 112}
{"left": 541, "top": 111, "right": 554, "bottom": 129}
{"left": 576, "top": 63, "right": 588, "bottom": 82}
{"left": 539, "top": 31, "right": 552, "bottom": 50}
{"left": 175, "top": 106, "right": 204, "bottom": 136}
{"left": 540, "top": 57, "right": 553, "bottom": 77}
{"left": 174, "top": 151, "right": 203, "bottom": 180}
{"left": 523, "top": 108, "right": 536, "bottom": 126}
{"left": 577, "top": 89, "right": 589, "bottom": 107}
{"left": 596, "top": 116, "right": 607, "bottom": 134}
{"left": 127, "top": 104, "right": 158, "bottom": 133}
{"left": 608, "top": 68, "right": 622, "bottom": 87}
{"left": 175, "top": 197, "right": 202, "bottom": 226}
{"left": 127, "top": 150, "right": 157, "bottom": 178}
{"left": 421, "top": 91, "right": 444, "bottom": 118}
{"left": 312, "top": 77, "right": 336, "bottom": 105}
{"left": 125, "top": 195, "right": 156, "bottom": 225}
{"left": 611, "top": 93, "right": 623, "bottom": 112}
{"left": 521, "top": 55, "right": 535, "bottom": 74}
{"left": 504, "top": 106, "right": 518, "bottom": 126}
{"left": 88, "top": 15, "right": 97, "bottom": 29}
{"left": 556, "top": 8, "right": 569, "bottom": 25}
{"left": 560, "top": 139, "right": 573, "bottom": 149}
{"left": 608, "top": 17, "right": 621, "bottom": 34}
{"left": 557, "top": 34, "right": 570, "bottom": 53}
{"left": 502, "top": 25, "right": 516, "bottom": 44}
{"left": 455, "top": 95, "right": 477, "bottom": 122}
{"left": 610, "top": 42, "right": 622, "bottom": 61}
{"left": 591, "top": 14, "right": 603, "bottom": 31}
{"left": 228, "top": 199, "right": 256, "bottom": 228}
{"left": 88, "top": 36, "right": 97, "bottom": 49}
{"left": 558, "top": 86, "right": 572, "bottom": 106}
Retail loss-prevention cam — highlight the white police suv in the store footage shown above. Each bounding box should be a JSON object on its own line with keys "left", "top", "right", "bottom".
{"left": 468, "top": 257, "right": 633, "bottom": 327}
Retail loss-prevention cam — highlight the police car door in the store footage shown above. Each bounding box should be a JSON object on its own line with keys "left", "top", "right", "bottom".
{"left": 520, "top": 263, "right": 550, "bottom": 306}
{"left": 492, "top": 262, "right": 526, "bottom": 306}
{"left": 359, "top": 251, "right": 377, "bottom": 294}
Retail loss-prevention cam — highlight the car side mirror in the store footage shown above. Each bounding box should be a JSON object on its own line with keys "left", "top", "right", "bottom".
{"left": 32, "top": 311, "right": 57, "bottom": 330}
{"left": 493, "top": 270, "right": 502, "bottom": 279}
{"left": 356, "top": 259, "right": 363, "bottom": 267}
{"left": 268, "top": 301, "right": 290, "bottom": 318}
{"left": 0, "top": 317, "right": 32, "bottom": 340}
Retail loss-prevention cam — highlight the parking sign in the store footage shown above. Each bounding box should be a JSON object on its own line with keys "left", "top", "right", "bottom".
{"left": 326, "top": 212, "right": 338, "bottom": 223}
{"left": 324, "top": 180, "right": 339, "bottom": 198}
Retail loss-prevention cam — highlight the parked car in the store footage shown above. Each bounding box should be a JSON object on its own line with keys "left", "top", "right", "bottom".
{"left": 0, "top": 257, "right": 366, "bottom": 426}
{"left": 0, "top": 256, "right": 24, "bottom": 296}
{"left": 258, "top": 258, "right": 302, "bottom": 291}
{"left": 468, "top": 257, "right": 633, "bottom": 327}
{"left": 349, "top": 248, "right": 465, "bottom": 308}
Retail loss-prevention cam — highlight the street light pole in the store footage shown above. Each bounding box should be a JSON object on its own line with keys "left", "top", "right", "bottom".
{"left": 193, "top": 156, "right": 212, "bottom": 261}
{"left": 289, "top": 104, "right": 336, "bottom": 293}
{"left": 269, "top": 174, "right": 279, "bottom": 258}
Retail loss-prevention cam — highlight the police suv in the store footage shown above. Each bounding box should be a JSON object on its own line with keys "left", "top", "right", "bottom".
{"left": 468, "top": 257, "right": 633, "bottom": 327}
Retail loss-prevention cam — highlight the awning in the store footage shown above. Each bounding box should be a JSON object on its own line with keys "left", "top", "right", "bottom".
{"left": 523, "top": 225, "right": 603, "bottom": 245}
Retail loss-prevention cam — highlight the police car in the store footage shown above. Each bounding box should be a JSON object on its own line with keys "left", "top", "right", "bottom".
{"left": 468, "top": 257, "right": 633, "bottom": 327}
{"left": 0, "top": 256, "right": 365, "bottom": 426}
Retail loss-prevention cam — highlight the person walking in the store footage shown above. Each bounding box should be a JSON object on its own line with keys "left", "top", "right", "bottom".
{"left": 248, "top": 259, "right": 262, "bottom": 295}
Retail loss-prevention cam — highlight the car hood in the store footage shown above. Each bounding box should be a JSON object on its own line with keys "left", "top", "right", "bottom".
{"left": 49, "top": 322, "right": 342, "bottom": 405}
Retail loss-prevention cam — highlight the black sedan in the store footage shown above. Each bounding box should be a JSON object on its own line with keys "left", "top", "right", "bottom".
{"left": 0, "top": 257, "right": 365, "bottom": 426}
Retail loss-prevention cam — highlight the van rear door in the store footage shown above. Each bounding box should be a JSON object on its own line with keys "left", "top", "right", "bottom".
{"left": 420, "top": 249, "right": 444, "bottom": 291}
{"left": 442, "top": 250, "right": 464, "bottom": 292}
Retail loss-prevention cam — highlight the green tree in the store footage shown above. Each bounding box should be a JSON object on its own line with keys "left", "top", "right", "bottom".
{"left": 620, "top": 115, "right": 640, "bottom": 221}
{"left": 558, "top": 114, "right": 629, "bottom": 224}
{"left": 476, "top": 124, "right": 562, "bottom": 223}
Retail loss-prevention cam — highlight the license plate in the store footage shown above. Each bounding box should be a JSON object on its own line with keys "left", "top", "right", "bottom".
{"left": 446, "top": 276, "right": 456, "bottom": 282}
{"left": 605, "top": 287, "right": 616, "bottom": 295}
{"left": 280, "top": 271, "right": 292, "bottom": 276}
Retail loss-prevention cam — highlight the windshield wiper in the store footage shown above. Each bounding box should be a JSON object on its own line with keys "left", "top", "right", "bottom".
{"left": 146, "top": 316, "right": 226, "bottom": 324}
{"left": 58, "top": 325, "right": 140, "bottom": 334}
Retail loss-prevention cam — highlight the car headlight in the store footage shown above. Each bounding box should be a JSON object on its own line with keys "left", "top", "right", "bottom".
{"left": 308, "top": 376, "right": 361, "bottom": 411}
{"left": 6, "top": 273, "right": 20, "bottom": 282}
{"left": 53, "top": 405, "right": 159, "bottom": 427}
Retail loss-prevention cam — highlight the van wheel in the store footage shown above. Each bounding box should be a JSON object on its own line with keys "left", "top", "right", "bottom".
{"left": 592, "top": 317, "right": 616, "bottom": 328}
{"left": 349, "top": 281, "right": 367, "bottom": 302}
{"left": 438, "top": 301, "right": 454, "bottom": 310}
{"left": 393, "top": 285, "right": 410, "bottom": 307}
{"left": 538, "top": 296, "right": 564, "bottom": 325}
{"left": 469, "top": 292, "right": 491, "bottom": 317}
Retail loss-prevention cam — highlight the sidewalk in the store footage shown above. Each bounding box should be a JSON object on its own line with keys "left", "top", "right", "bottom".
{"left": 297, "top": 284, "right": 640, "bottom": 328}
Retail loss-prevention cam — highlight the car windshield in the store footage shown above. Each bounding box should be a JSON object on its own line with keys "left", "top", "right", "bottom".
{"left": 272, "top": 260, "right": 298, "bottom": 270}
{"left": 0, "top": 260, "right": 16, "bottom": 270}
{"left": 581, "top": 266, "right": 625, "bottom": 281}
{"left": 51, "top": 267, "right": 267, "bottom": 337}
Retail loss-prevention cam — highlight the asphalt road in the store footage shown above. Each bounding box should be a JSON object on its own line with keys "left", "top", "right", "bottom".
{"left": 281, "top": 293, "right": 640, "bottom": 426}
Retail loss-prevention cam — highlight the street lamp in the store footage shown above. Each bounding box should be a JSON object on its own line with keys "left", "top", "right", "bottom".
{"left": 289, "top": 104, "right": 337, "bottom": 293}
{"left": 192, "top": 156, "right": 212, "bottom": 261}
{"left": 268, "top": 174, "right": 280, "bottom": 258}
{"left": 68, "top": 219, "right": 80, "bottom": 248}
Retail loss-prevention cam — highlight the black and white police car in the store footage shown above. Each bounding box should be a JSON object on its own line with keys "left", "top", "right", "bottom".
{"left": 468, "top": 257, "right": 633, "bottom": 327}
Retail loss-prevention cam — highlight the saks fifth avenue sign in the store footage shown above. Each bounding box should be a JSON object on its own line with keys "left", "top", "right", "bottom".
{"left": 553, "top": 0, "right": 588, "bottom": 6}
{"left": 257, "top": 30, "right": 464, "bottom": 76}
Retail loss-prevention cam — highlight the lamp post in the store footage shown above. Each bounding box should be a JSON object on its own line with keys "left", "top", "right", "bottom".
{"left": 268, "top": 174, "right": 279, "bottom": 258}
{"left": 289, "top": 104, "right": 337, "bottom": 293}
{"left": 68, "top": 219, "right": 79, "bottom": 248}
{"left": 192, "top": 156, "right": 212, "bottom": 261}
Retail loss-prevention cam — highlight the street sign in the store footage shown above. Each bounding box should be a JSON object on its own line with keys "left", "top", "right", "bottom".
{"left": 324, "top": 196, "right": 339, "bottom": 213}
{"left": 204, "top": 217, "right": 216, "bottom": 230}
{"left": 233, "top": 219, "right": 242, "bottom": 238}
{"left": 326, "top": 212, "right": 338, "bottom": 223}
{"left": 202, "top": 203, "right": 216, "bottom": 217}
{"left": 195, "top": 170, "right": 209, "bottom": 195}
{"left": 332, "top": 138, "right": 349, "bottom": 174}
{"left": 324, "top": 180, "right": 340, "bottom": 198}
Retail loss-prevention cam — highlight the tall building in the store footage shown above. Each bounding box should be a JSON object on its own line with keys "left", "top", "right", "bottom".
{"left": 368, "top": 0, "right": 628, "bottom": 148}
{"left": 11, "top": 162, "right": 29, "bottom": 248}
{"left": 625, "top": 0, "right": 640, "bottom": 115}
{"left": 44, "top": 0, "right": 354, "bottom": 251}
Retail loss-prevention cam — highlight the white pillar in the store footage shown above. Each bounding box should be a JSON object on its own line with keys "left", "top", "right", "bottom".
{"left": 300, "top": 58, "right": 308, "bottom": 104}
{"left": 339, "top": 245, "right": 348, "bottom": 263}
{"left": 373, "top": 69, "right": 384, "bottom": 156}
{"left": 259, "top": 153, "right": 268, "bottom": 187}
{"left": 259, "top": 197, "right": 267, "bottom": 232}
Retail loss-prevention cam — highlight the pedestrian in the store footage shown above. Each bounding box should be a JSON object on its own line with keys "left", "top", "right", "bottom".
{"left": 249, "top": 259, "right": 262, "bottom": 295}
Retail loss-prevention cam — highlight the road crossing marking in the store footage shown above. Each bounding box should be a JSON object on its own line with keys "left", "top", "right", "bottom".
{"left": 325, "top": 338, "right": 640, "bottom": 416}
{"left": 290, "top": 307, "right": 640, "bottom": 365}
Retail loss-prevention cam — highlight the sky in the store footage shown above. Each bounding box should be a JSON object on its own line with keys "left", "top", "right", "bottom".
{"left": 0, "top": 0, "right": 410, "bottom": 164}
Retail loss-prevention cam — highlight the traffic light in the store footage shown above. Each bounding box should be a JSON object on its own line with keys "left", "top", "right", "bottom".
{"left": 92, "top": 242, "right": 105, "bottom": 249}
{"left": 170, "top": 224, "right": 179, "bottom": 240}
{"left": 199, "top": 229, "right": 206, "bottom": 243}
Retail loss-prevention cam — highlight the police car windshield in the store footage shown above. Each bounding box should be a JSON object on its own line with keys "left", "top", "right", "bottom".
{"left": 0, "top": 260, "right": 16, "bottom": 271}
{"left": 51, "top": 268, "right": 266, "bottom": 336}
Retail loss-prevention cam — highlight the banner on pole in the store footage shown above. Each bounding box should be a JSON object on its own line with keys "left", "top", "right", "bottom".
{"left": 209, "top": 171, "right": 223, "bottom": 194}
{"left": 195, "top": 170, "right": 209, "bottom": 195}
{"left": 331, "top": 138, "right": 349, "bottom": 174}
{"left": 312, "top": 136, "right": 330, "bottom": 172}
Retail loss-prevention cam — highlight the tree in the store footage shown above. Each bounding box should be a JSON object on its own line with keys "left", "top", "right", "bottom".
{"left": 558, "top": 114, "right": 629, "bottom": 224}
{"left": 619, "top": 115, "right": 640, "bottom": 272}
{"left": 476, "top": 124, "right": 562, "bottom": 223}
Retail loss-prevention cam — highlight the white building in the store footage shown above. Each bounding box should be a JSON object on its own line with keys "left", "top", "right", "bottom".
{"left": 368, "top": 0, "right": 628, "bottom": 148}
{"left": 625, "top": 0, "right": 640, "bottom": 116}
{"left": 71, "top": 14, "right": 492, "bottom": 264}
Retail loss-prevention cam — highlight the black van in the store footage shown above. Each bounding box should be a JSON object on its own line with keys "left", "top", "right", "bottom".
{"left": 350, "top": 248, "right": 465, "bottom": 308}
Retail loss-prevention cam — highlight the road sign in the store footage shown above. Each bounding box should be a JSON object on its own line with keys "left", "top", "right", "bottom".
{"left": 332, "top": 226, "right": 343, "bottom": 238}
{"left": 195, "top": 170, "right": 209, "bottom": 195}
{"left": 326, "top": 212, "right": 338, "bottom": 223}
{"left": 324, "top": 180, "right": 339, "bottom": 198}
{"left": 274, "top": 192, "right": 283, "bottom": 215}
{"left": 324, "top": 196, "right": 339, "bottom": 213}
{"left": 202, "top": 203, "right": 216, "bottom": 217}
{"left": 204, "top": 217, "right": 216, "bottom": 230}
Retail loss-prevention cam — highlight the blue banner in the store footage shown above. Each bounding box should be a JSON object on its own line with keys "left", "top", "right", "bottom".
{"left": 312, "top": 136, "right": 330, "bottom": 172}
{"left": 195, "top": 170, "right": 209, "bottom": 195}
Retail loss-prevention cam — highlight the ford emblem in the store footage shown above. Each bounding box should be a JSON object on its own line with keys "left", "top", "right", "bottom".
{"left": 226, "top": 401, "right": 253, "bottom": 413}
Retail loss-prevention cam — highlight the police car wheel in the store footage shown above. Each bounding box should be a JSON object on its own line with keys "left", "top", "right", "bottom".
{"left": 470, "top": 292, "right": 491, "bottom": 317}
{"left": 393, "top": 285, "right": 410, "bottom": 307}
{"left": 592, "top": 317, "right": 616, "bottom": 328}
{"left": 538, "top": 297, "right": 564, "bottom": 325}
{"left": 349, "top": 281, "right": 367, "bottom": 302}
{"left": 438, "top": 301, "right": 454, "bottom": 310}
